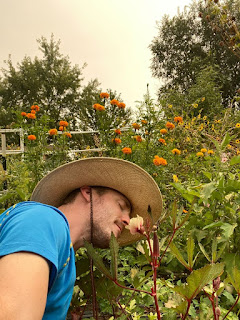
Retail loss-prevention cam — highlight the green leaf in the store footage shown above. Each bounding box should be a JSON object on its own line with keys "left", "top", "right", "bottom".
{"left": 187, "top": 236, "right": 195, "bottom": 269}
{"left": 202, "top": 172, "right": 212, "bottom": 181}
{"left": 203, "top": 221, "right": 224, "bottom": 230}
{"left": 84, "top": 241, "right": 112, "bottom": 279}
{"left": 169, "top": 242, "right": 189, "bottom": 270}
{"left": 173, "top": 263, "right": 224, "bottom": 300}
{"left": 200, "top": 181, "right": 217, "bottom": 204}
{"left": 230, "top": 155, "right": 240, "bottom": 166}
{"left": 198, "top": 242, "right": 211, "bottom": 262}
{"left": 110, "top": 232, "right": 119, "bottom": 280}
{"left": 212, "top": 238, "right": 217, "bottom": 263}
{"left": 170, "top": 201, "right": 177, "bottom": 226}
{"left": 228, "top": 266, "right": 240, "bottom": 294}
{"left": 221, "top": 133, "right": 232, "bottom": 150}
{"left": 220, "top": 223, "right": 237, "bottom": 239}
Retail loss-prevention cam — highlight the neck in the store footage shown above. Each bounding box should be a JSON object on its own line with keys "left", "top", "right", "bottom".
{"left": 58, "top": 200, "right": 91, "bottom": 251}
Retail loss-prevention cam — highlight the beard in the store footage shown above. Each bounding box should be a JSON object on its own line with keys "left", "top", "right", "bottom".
{"left": 91, "top": 226, "right": 111, "bottom": 248}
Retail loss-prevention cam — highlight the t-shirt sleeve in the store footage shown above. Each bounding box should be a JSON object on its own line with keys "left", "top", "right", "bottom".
{"left": 0, "top": 203, "right": 70, "bottom": 289}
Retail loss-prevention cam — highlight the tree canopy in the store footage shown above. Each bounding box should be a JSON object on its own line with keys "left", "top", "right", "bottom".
{"left": 150, "top": 0, "right": 240, "bottom": 105}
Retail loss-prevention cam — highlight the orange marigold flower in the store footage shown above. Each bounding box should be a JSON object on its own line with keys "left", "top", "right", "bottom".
{"left": 110, "top": 99, "right": 119, "bottom": 106}
{"left": 112, "top": 138, "right": 121, "bottom": 144}
{"left": 183, "top": 209, "right": 188, "bottom": 213}
{"left": 158, "top": 138, "right": 166, "bottom": 145}
{"left": 59, "top": 126, "right": 64, "bottom": 131}
{"left": 174, "top": 116, "right": 183, "bottom": 123}
{"left": 166, "top": 122, "right": 175, "bottom": 129}
{"left": 132, "top": 123, "right": 140, "bottom": 130}
{"left": 172, "top": 148, "right": 181, "bottom": 155}
{"left": 122, "top": 147, "right": 132, "bottom": 154}
{"left": 141, "top": 120, "right": 148, "bottom": 125}
{"left": 134, "top": 135, "right": 142, "bottom": 142}
{"left": 153, "top": 155, "right": 167, "bottom": 166}
{"left": 160, "top": 129, "right": 168, "bottom": 135}
{"left": 118, "top": 102, "right": 126, "bottom": 109}
{"left": 21, "top": 112, "right": 27, "bottom": 116}
{"left": 49, "top": 129, "right": 58, "bottom": 136}
{"left": 27, "top": 135, "right": 36, "bottom": 141}
{"left": 59, "top": 120, "right": 69, "bottom": 127}
{"left": 26, "top": 113, "right": 36, "bottom": 119}
{"left": 63, "top": 132, "right": 72, "bottom": 138}
{"left": 31, "top": 110, "right": 36, "bottom": 114}
{"left": 31, "top": 104, "right": 40, "bottom": 111}
{"left": 114, "top": 129, "right": 121, "bottom": 135}
{"left": 196, "top": 152, "right": 204, "bottom": 157}
{"left": 201, "top": 148, "right": 207, "bottom": 153}
{"left": 93, "top": 103, "right": 105, "bottom": 111}
{"left": 100, "top": 92, "right": 110, "bottom": 99}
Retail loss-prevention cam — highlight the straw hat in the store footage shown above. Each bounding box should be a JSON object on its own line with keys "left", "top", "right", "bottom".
{"left": 31, "top": 157, "right": 162, "bottom": 246}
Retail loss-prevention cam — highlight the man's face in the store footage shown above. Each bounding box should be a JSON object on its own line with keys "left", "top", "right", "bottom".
{"left": 91, "top": 189, "right": 131, "bottom": 248}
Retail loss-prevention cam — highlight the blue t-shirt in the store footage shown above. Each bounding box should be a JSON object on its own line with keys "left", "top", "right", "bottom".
{"left": 0, "top": 201, "right": 76, "bottom": 320}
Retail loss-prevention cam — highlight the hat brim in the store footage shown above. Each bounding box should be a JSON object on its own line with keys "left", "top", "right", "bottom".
{"left": 31, "top": 157, "right": 162, "bottom": 246}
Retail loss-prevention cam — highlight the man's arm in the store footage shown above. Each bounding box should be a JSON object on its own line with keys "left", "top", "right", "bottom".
{"left": 0, "top": 252, "right": 50, "bottom": 320}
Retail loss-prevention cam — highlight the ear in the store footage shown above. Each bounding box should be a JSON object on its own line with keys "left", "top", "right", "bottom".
{"left": 80, "top": 186, "right": 91, "bottom": 203}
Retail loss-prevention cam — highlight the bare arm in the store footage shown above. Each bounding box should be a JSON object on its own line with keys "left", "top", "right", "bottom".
{"left": 0, "top": 252, "right": 50, "bottom": 320}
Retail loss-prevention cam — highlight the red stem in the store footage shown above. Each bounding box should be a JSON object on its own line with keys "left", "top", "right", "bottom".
{"left": 182, "top": 300, "right": 191, "bottom": 320}
{"left": 222, "top": 294, "right": 240, "bottom": 320}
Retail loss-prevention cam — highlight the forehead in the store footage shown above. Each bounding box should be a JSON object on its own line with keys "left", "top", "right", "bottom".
{"left": 106, "top": 189, "right": 132, "bottom": 210}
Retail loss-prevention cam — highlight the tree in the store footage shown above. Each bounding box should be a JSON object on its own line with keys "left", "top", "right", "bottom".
{"left": 149, "top": 0, "right": 240, "bottom": 106}
{"left": 0, "top": 35, "right": 85, "bottom": 127}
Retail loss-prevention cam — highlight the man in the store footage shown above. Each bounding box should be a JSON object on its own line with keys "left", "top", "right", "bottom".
{"left": 0, "top": 157, "right": 162, "bottom": 319}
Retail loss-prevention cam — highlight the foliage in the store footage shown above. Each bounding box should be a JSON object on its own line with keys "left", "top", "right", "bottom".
{"left": 1, "top": 83, "right": 240, "bottom": 318}
{"left": 149, "top": 0, "right": 240, "bottom": 105}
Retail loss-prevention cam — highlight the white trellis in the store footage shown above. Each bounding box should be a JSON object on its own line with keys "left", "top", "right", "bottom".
{"left": 0, "top": 128, "right": 130, "bottom": 155}
{"left": 0, "top": 129, "right": 25, "bottom": 156}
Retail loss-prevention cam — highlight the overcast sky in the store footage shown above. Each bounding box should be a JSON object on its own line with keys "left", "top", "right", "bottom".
{"left": 1, "top": 0, "right": 192, "bottom": 109}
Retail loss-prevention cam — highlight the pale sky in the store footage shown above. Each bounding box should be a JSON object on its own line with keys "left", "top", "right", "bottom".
{"left": 1, "top": 0, "right": 192, "bottom": 109}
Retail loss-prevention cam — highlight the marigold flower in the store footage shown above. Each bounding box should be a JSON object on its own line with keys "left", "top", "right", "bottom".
{"left": 63, "top": 132, "right": 72, "bottom": 138}
{"left": 160, "top": 129, "right": 168, "bottom": 135}
{"left": 132, "top": 123, "right": 140, "bottom": 130}
{"left": 59, "top": 120, "right": 69, "bottom": 127}
{"left": 21, "top": 112, "right": 27, "bottom": 116}
{"left": 235, "top": 139, "right": 240, "bottom": 144}
{"left": 207, "top": 149, "right": 214, "bottom": 155}
{"left": 93, "top": 104, "right": 105, "bottom": 111}
{"left": 174, "top": 116, "right": 183, "bottom": 123}
{"left": 166, "top": 122, "right": 175, "bottom": 129}
{"left": 100, "top": 92, "right": 109, "bottom": 99}
{"left": 134, "top": 135, "right": 142, "bottom": 142}
{"left": 183, "top": 209, "right": 188, "bottom": 213}
{"left": 122, "top": 147, "right": 132, "bottom": 154}
{"left": 141, "top": 120, "right": 148, "bottom": 125}
{"left": 118, "top": 102, "right": 126, "bottom": 109}
{"left": 49, "top": 129, "right": 58, "bottom": 136}
{"left": 153, "top": 156, "right": 167, "bottom": 166}
{"left": 196, "top": 152, "right": 204, "bottom": 157}
{"left": 26, "top": 113, "right": 36, "bottom": 119}
{"left": 27, "top": 135, "right": 36, "bottom": 140}
{"left": 31, "top": 105, "right": 40, "bottom": 111}
{"left": 158, "top": 138, "right": 166, "bottom": 145}
{"left": 172, "top": 148, "right": 181, "bottom": 155}
{"left": 31, "top": 110, "right": 36, "bottom": 114}
{"left": 114, "top": 129, "right": 121, "bottom": 135}
{"left": 59, "top": 126, "right": 64, "bottom": 131}
{"left": 235, "top": 123, "right": 240, "bottom": 128}
{"left": 125, "top": 215, "right": 144, "bottom": 235}
{"left": 112, "top": 138, "right": 121, "bottom": 144}
{"left": 110, "top": 99, "right": 119, "bottom": 106}
{"left": 201, "top": 148, "right": 207, "bottom": 153}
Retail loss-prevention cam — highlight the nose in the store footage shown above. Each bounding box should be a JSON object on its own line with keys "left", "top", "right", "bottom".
{"left": 121, "top": 212, "right": 130, "bottom": 226}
